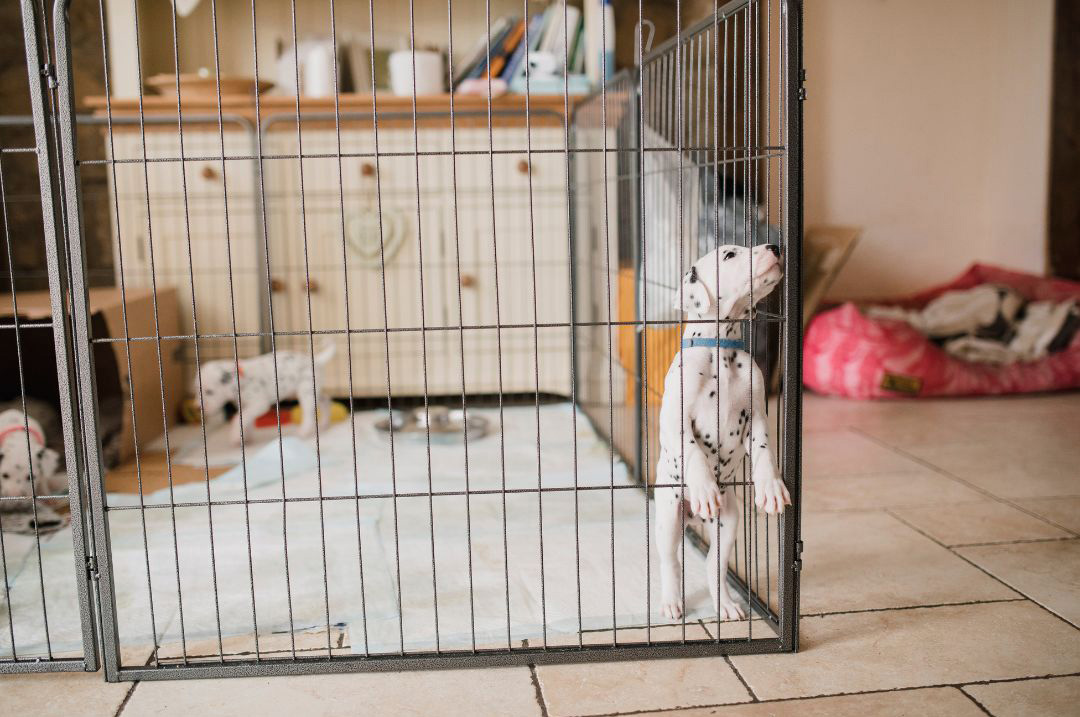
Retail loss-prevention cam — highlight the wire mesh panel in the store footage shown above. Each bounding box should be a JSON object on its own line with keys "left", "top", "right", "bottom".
{"left": 634, "top": 0, "right": 799, "bottom": 643}
{"left": 47, "top": 0, "right": 801, "bottom": 680}
{"left": 576, "top": 0, "right": 802, "bottom": 651}
{"left": 0, "top": 0, "right": 99, "bottom": 674}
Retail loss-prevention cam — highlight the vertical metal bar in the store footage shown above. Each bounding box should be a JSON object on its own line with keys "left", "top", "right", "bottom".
{"left": 733, "top": 8, "right": 753, "bottom": 642}
{"left": 711, "top": 3, "right": 723, "bottom": 636}
{"left": 118, "top": 0, "right": 190, "bottom": 668}
{"left": 446, "top": 0, "right": 477, "bottom": 654}
{"left": 559, "top": 0, "right": 584, "bottom": 645}
{"left": 362, "top": 0, "right": 406, "bottom": 655}
{"left": 597, "top": 5, "right": 618, "bottom": 647}
{"left": 247, "top": 0, "right": 303, "bottom": 658}
{"left": 779, "top": 0, "right": 803, "bottom": 652}
{"left": 24, "top": 1, "right": 101, "bottom": 672}
{"left": 163, "top": 0, "right": 228, "bottom": 663}
{"left": 673, "top": 0, "right": 688, "bottom": 643}
{"left": 761, "top": 0, "right": 773, "bottom": 614}
{"left": 207, "top": 0, "right": 261, "bottom": 662}
{"left": 327, "top": 0, "right": 370, "bottom": 658}
{"left": 247, "top": 0, "right": 276, "bottom": 661}
{"left": 92, "top": 0, "right": 163, "bottom": 668}
{"left": 480, "top": 0, "right": 513, "bottom": 651}
{"left": 636, "top": 2, "right": 652, "bottom": 641}
{"left": 403, "top": 0, "right": 441, "bottom": 654}
{"left": 518, "top": 0, "right": 548, "bottom": 650}
{"left": 50, "top": 0, "right": 116, "bottom": 678}
{"left": 162, "top": 0, "right": 213, "bottom": 664}
{"left": 285, "top": 0, "right": 335, "bottom": 657}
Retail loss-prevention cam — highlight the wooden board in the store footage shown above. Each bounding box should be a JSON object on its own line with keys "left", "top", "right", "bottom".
{"left": 83, "top": 93, "right": 580, "bottom": 129}
{"left": 105, "top": 452, "right": 228, "bottom": 495}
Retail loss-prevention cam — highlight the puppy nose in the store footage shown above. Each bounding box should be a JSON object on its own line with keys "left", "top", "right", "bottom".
{"left": 764, "top": 244, "right": 780, "bottom": 257}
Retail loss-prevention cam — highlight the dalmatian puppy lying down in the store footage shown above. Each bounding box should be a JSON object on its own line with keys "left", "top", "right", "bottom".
{"left": 0, "top": 398, "right": 69, "bottom": 533}
{"left": 656, "top": 243, "right": 791, "bottom": 621}
{"left": 192, "top": 345, "right": 335, "bottom": 445}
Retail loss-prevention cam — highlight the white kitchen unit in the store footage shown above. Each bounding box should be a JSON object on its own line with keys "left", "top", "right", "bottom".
{"left": 93, "top": 94, "right": 579, "bottom": 399}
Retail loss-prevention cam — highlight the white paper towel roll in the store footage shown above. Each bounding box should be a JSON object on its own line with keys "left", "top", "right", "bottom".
{"left": 389, "top": 50, "right": 444, "bottom": 97}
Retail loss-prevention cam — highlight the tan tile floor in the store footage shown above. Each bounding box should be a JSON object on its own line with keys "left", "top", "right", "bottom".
{"left": 2, "top": 392, "right": 1078, "bottom": 715}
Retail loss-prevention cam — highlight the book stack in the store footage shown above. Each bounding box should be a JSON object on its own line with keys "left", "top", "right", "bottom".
{"left": 453, "top": 1, "right": 614, "bottom": 96}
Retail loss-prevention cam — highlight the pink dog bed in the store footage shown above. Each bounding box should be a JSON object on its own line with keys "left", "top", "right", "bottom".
{"left": 803, "top": 264, "right": 1080, "bottom": 398}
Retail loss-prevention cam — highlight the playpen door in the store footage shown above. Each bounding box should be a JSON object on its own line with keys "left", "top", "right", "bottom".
{"left": 0, "top": 0, "right": 101, "bottom": 674}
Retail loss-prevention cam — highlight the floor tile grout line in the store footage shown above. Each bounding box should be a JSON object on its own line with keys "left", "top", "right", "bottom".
{"left": 723, "top": 654, "right": 757, "bottom": 702}
{"left": 801, "top": 597, "right": 1026, "bottom": 619}
{"left": 887, "top": 509, "right": 1080, "bottom": 632}
{"left": 529, "top": 663, "right": 551, "bottom": 717}
{"left": 957, "top": 685, "right": 996, "bottom": 716}
{"left": 853, "top": 428, "right": 1080, "bottom": 538}
{"left": 948, "top": 536, "right": 1079, "bottom": 549}
{"left": 113, "top": 680, "right": 140, "bottom": 717}
{"left": 579, "top": 671, "right": 1080, "bottom": 716}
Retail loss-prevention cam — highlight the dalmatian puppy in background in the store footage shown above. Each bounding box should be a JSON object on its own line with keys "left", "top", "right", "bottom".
{"left": 192, "top": 344, "right": 335, "bottom": 445}
{"left": 0, "top": 398, "right": 66, "bottom": 521}
{"left": 655, "top": 243, "right": 791, "bottom": 621}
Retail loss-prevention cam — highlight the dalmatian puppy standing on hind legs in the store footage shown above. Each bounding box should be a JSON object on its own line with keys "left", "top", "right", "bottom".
{"left": 656, "top": 243, "right": 791, "bottom": 621}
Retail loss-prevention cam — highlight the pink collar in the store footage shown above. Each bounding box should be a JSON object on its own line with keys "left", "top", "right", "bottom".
{"left": 0, "top": 424, "right": 45, "bottom": 448}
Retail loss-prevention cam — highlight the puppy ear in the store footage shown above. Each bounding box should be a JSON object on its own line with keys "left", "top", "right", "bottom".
{"left": 673, "top": 266, "right": 712, "bottom": 314}
{"left": 38, "top": 447, "right": 60, "bottom": 478}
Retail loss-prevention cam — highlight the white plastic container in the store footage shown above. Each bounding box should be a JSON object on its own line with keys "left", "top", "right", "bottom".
{"left": 303, "top": 42, "right": 335, "bottom": 97}
{"left": 389, "top": 50, "right": 444, "bottom": 97}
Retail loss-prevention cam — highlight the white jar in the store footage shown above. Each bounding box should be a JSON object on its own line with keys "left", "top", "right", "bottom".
{"left": 389, "top": 50, "right": 444, "bottom": 97}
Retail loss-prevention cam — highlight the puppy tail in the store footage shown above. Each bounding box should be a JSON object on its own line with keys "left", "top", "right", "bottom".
{"left": 313, "top": 342, "right": 336, "bottom": 366}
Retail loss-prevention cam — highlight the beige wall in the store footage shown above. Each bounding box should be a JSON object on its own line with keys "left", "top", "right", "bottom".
{"left": 805, "top": 0, "right": 1054, "bottom": 300}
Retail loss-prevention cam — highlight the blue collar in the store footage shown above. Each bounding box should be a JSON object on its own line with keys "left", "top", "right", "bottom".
{"left": 682, "top": 337, "right": 747, "bottom": 350}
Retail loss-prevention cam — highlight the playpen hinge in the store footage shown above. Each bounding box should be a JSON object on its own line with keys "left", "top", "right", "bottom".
{"left": 85, "top": 555, "right": 99, "bottom": 582}
{"left": 40, "top": 63, "right": 56, "bottom": 89}
{"left": 792, "top": 540, "right": 804, "bottom": 572}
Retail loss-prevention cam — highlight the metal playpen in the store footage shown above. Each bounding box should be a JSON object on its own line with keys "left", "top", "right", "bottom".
{"left": 1, "top": 0, "right": 802, "bottom": 681}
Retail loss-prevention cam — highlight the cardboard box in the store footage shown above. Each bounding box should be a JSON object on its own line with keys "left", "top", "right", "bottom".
{"left": 0, "top": 287, "right": 182, "bottom": 465}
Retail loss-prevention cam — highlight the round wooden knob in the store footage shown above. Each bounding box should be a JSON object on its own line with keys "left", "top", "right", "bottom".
{"left": 361, "top": 162, "right": 376, "bottom": 177}
{"left": 460, "top": 274, "right": 477, "bottom": 288}
{"left": 201, "top": 165, "right": 219, "bottom": 181}
{"left": 516, "top": 159, "right": 531, "bottom": 175}
{"left": 306, "top": 278, "right": 320, "bottom": 294}
{"left": 270, "top": 277, "right": 286, "bottom": 293}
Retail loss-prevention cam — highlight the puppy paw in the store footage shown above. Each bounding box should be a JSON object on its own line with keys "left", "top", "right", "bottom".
{"left": 660, "top": 594, "right": 684, "bottom": 620}
{"left": 753, "top": 476, "right": 791, "bottom": 515}
{"left": 715, "top": 594, "right": 746, "bottom": 621}
{"left": 687, "top": 479, "right": 725, "bottom": 520}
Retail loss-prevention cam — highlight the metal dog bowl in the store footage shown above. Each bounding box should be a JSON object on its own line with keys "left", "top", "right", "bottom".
{"left": 375, "top": 406, "right": 489, "bottom": 442}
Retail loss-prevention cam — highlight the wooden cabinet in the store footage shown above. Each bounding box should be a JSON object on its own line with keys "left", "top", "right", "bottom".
{"left": 107, "top": 127, "right": 264, "bottom": 364}
{"left": 95, "top": 95, "right": 577, "bottom": 399}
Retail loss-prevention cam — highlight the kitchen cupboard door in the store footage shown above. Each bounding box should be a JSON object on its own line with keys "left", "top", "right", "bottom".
{"left": 289, "top": 127, "right": 455, "bottom": 397}
{"left": 449, "top": 126, "right": 572, "bottom": 396}
{"left": 107, "top": 128, "right": 262, "bottom": 373}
